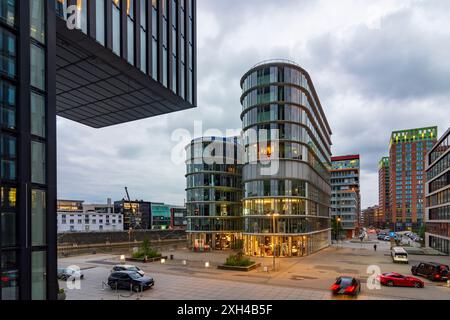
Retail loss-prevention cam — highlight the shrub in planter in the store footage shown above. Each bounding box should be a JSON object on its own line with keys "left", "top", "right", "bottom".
{"left": 224, "top": 251, "right": 255, "bottom": 267}
{"left": 131, "top": 236, "right": 162, "bottom": 259}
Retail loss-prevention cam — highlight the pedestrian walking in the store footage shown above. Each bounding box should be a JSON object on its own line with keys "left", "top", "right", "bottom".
{"left": 373, "top": 244, "right": 377, "bottom": 251}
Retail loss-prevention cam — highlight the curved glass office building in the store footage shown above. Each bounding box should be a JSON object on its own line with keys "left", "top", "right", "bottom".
{"left": 240, "top": 60, "right": 332, "bottom": 257}
{"left": 185, "top": 137, "right": 243, "bottom": 250}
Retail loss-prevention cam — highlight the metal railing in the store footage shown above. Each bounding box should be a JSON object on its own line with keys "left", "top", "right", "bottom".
{"left": 251, "top": 59, "right": 301, "bottom": 69}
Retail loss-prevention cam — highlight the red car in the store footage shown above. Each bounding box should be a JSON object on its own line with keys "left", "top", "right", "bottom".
{"left": 379, "top": 272, "right": 424, "bottom": 288}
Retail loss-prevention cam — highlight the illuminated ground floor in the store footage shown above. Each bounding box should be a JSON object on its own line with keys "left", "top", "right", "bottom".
{"left": 242, "top": 230, "right": 331, "bottom": 257}
{"left": 187, "top": 232, "right": 243, "bottom": 251}
{"left": 187, "top": 230, "right": 331, "bottom": 256}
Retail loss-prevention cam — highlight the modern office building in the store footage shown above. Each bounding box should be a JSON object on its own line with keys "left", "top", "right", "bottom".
{"left": 170, "top": 205, "right": 187, "bottom": 229}
{"left": 0, "top": 0, "right": 197, "bottom": 299}
{"left": 240, "top": 60, "right": 332, "bottom": 257}
{"left": 185, "top": 136, "right": 243, "bottom": 251}
{"left": 425, "top": 127, "right": 449, "bottom": 254}
{"left": 114, "top": 199, "right": 151, "bottom": 230}
{"left": 57, "top": 199, "right": 123, "bottom": 233}
{"left": 389, "top": 127, "right": 437, "bottom": 231}
{"left": 150, "top": 202, "right": 171, "bottom": 230}
{"left": 378, "top": 156, "right": 390, "bottom": 228}
{"left": 330, "top": 155, "right": 360, "bottom": 238}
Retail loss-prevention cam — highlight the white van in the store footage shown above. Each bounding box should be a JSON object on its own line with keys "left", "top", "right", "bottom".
{"left": 391, "top": 247, "right": 408, "bottom": 263}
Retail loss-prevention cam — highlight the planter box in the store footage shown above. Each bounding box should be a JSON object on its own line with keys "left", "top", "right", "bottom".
{"left": 126, "top": 256, "right": 167, "bottom": 263}
{"left": 217, "top": 263, "right": 261, "bottom": 272}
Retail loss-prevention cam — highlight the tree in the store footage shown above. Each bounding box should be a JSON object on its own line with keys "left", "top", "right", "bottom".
{"left": 331, "top": 217, "right": 341, "bottom": 241}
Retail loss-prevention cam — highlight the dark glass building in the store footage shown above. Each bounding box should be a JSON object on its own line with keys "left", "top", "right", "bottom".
{"left": 114, "top": 199, "right": 151, "bottom": 230}
{"left": 425, "top": 127, "right": 449, "bottom": 254}
{"left": 185, "top": 137, "right": 243, "bottom": 251}
{"left": 0, "top": 0, "right": 196, "bottom": 300}
{"left": 240, "top": 60, "right": 332, "bottom": 257}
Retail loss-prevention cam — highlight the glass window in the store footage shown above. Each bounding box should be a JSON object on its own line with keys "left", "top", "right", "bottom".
{"left": 0, "top": 27, "right": 16, "bottom": 79}
{"left": 0, "top": 187, "right": 16, "bottom": 208}
{"left": 127, "top": 18, "right": 134, "bottom": 65}
{"left": 31, "top": 251, "right": 46, "bottom": 300}
{"left": 77, "top": 0, "right": 87, "bottom": 34}
{"left": 95, "top": 0, "right": 105, "bottom": 45}
{"left": 0, "top": 80, "right": 16, "bottom": 129}
{"left": 0, "top": 134, "right": 16, "bottom": 180}
{"left": 31, "top": 92, "right": 45, "bottom": 138}
{"left": 140, "top": 29, "right": 146, "bottom": 73}
{"left": 30, "top": 0, "right": 45, "bottom": 44}
{"left": 0, "top": 0, "right": 15, "bottom": 26}
{"left": 112, "top": 0, "right": 121, "bottom": 56}
{"left": 30, "top": 44, "right": 45, "bottom": 91}
{"left": 1, "top": 251, "right": 19, "bottom": 300}
{"left": 1, "top": 211, "right": 16, "bottom": 246}
{"left": 31, "top": 189, "right": 46, "bottom": 246}
{"left": 31, "top": 141, "right": 46, "bottom": 184}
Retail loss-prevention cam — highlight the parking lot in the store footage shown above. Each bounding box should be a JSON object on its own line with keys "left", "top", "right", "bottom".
{"left": 59, "top": 237, "right": 450, "bottom": 300}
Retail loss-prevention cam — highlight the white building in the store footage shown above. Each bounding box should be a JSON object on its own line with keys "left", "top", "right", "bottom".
{"left": 57, "top": 199, "right": 123, "bottom": 233}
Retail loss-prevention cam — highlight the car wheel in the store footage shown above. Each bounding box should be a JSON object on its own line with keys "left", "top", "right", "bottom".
{"left": 414, "top": 282, "right": 422, "bottom": 288}
{"left": 387, "top": 280, "right": 394, "bottom": 287}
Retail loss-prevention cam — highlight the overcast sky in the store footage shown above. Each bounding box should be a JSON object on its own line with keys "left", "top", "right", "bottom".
{"left": 57, "top": 0, "right": 450, "bottom": 208}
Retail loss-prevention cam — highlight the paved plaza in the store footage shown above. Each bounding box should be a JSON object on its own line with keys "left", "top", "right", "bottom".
{"left": 59, "top": 237, "right": 450, "bottom": 300}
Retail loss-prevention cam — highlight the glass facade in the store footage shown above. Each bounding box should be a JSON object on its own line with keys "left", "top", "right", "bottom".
{"left": 240, "top": 61, "right": 332, "bottom": 257}
{"left": 425, "top": 127, "right": 450, "bottom": 255}
{"left": 56, "top": 0, "right": 195, "bottom": 106}
{"left": 0, "top": 0, "right": 18, "bottom": 300}
{"left": 185, "top": 137, "right": 243, "bottom": 251}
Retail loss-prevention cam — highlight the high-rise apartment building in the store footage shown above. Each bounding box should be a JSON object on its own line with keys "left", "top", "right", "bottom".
{"left": 378, "top": 157, "right": 390, "bottom": 228}
{"left": 240, "top": 60, "right": 332, "bottom": 257}
{"left": 389, "top": 127, "right": 437, "bottom": 231}
{"left": 330, "top": 155, "right": 360, "bottom": 238}
{"left": 425, "top": 127, "right": 449, "bottom": 254}
{"left": 0, "top": 0, "right": 197, "bottom": 300}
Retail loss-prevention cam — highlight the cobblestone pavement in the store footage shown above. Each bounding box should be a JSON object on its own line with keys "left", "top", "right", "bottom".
{"left": 61, "top": 266, "right": 390, "bottom": 300}
{"left": 59, "top": 237, "right": 450, "bottom": 300}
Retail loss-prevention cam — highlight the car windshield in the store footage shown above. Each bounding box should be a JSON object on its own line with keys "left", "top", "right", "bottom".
{"left": 338, "top": 278, "right": 353, "bottom": 286}
{"left": 127, "top": 266, "right": 139, "bottom": 271}
{"left": 128, "top": 272, "right": 142, "bottom": 280}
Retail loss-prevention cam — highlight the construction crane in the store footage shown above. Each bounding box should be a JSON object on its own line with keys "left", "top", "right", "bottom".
{"left": 124, "top": 187, "right": 142, "bottom": 229}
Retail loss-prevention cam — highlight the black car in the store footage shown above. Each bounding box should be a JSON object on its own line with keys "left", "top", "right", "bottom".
{"left": 411, "top": 262, "right": 449, "bottom": 281}
{"left": 112, "top": 264, "right": 145, "bottom": 277}
{"left": 108, "top": 271, "right": 154, "bottom": 292}
{"left": 330, "top": 276, "right": 361, "bottom": 296}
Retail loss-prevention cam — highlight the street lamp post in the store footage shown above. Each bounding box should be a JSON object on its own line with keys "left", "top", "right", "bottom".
{"left": 267, "top": 213, "right": 279, "bottom": 271}
{"left": 128, "top": 227, "right": 133, "bottom": 253}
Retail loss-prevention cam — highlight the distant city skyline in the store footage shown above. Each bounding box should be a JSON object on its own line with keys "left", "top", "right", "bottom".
{"left": 57, "top": 0, "right": 450, "bottom": 209}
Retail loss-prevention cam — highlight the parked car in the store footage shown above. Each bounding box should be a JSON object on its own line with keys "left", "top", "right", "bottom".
{"left": 112, "top": 264, "right": 145, "bottom": 276}
{"left": 377, "top": 234, "right": 387, "bottom": 240}
{"left": 107, "top": 271, "right": 154, "bottom": 292}
{"left": 411, "top": 262, "right": 449, "bottom": 281}
{"left": 378, "top": 272, "right": 424, "bottom": 288}
{"left": 330, "top": 276, "right": 361, "bottom": 296}
{"left": 57, "top": 267, "right": 84, "bottom": 281}
{"left": 383, "top": 235, "right": 390, "bottom": 241}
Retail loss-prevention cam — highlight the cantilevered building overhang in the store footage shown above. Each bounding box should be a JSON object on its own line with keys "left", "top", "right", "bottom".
{"left": 55, "top": 0, "right": 197, "bottom": 128}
